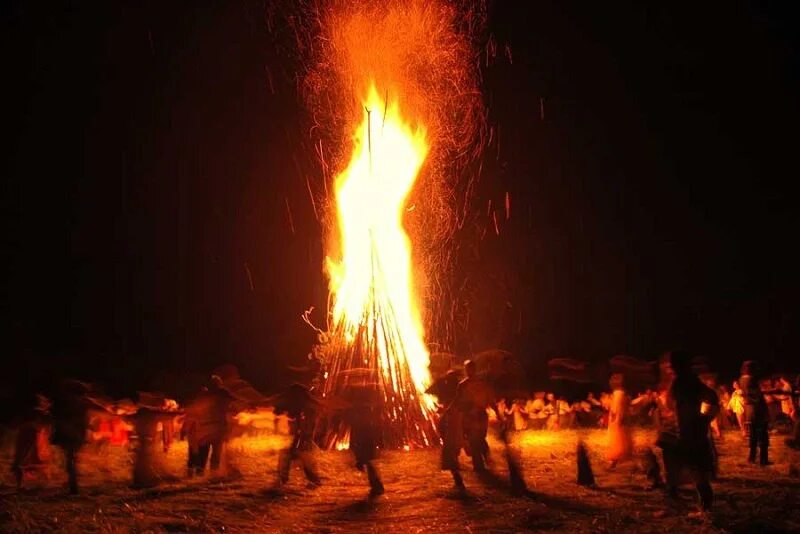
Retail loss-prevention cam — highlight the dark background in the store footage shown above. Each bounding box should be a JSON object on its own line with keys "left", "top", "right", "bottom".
{"left": 4, "top": 1, "right": 798, "bottom": 398}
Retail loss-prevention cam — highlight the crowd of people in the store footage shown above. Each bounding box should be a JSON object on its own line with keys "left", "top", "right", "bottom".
{"left": 6, "top": 351, "right": 800, "bottom": 516}
{"left": 492, "top": 373, "right": 799, "bottom": 437}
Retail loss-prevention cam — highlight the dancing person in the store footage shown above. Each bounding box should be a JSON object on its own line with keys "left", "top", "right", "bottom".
{"left": 606, "top": 373, "right": 633, "bottom": 468}
{"left": 453, "top": 359, "right": 493, "bottom": 472}
{"left": 666, "top": 350, "right": 719, "bottom": 514}
{"left": 492, "top": 355, "right": 529, "bottom": 494}
{"left": 427, "top": 369, "right": 465, "bottom": 489}
{"left": 50, "top": 379, "right": 108, "bottom": 495}
{"left": 343, "top": 378, "right": 385, "bottom": 497}
{"left": 12, "top": 394, "right": 51, "bottom": 489}
{"left": 181, "top": 386, "right": 209, "bottom": 477}
{"left": 728, "top": 380, "right": 746, "bottom": 437}
{"left": 129, "top": 394, "right": 181, "bottom": 488}
{"left": 274, "top": 383, "right": 322, "bottom": 487}
{"left": 740, "top": 361, "right": 770, "bottom": 465}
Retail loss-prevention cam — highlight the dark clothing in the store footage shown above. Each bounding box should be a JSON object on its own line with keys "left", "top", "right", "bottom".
{"left": 454, "top": 376, "right": 493, "bottom": 471}
{"left": 183, "top": 386, "right": 235, "bottom": 473}
{"left": 342, "top": 386, "right": 383, "bottom": 495}
{"left": 51, "top": 392, "right": 96, "bottom": 494}
{"left": 748, "top": 422, "right": 769, "bottom": 464}
{"left": 660, "top": 373, "right": 718, "bottom": 511}
{"left": 670, "top": 374, "right": 718, "bottom": 475}
{"left": 274, "top": 385, "right": 320, "bottom": 485}
{"left": 189, "top": 443, "right": 211, "bottom": 474}
{"left": 740, "top": 373, "right": 769, "bottom": 464}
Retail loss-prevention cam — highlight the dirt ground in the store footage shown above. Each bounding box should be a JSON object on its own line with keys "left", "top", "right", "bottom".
{"left": 1, "top": 428, "right": 799, "bottom": 533}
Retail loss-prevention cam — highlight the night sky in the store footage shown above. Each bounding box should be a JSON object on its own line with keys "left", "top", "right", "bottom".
{"left": 4, "top": 1, "right": 798, "bottom": 398}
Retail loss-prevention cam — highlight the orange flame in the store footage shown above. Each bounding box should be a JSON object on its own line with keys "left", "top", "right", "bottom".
{"left": 326, "top": 83, "right": 432, "bottom": 405}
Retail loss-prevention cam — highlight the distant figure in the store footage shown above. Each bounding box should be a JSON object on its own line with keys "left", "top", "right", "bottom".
{"left": 454, "top": 360, "right": 493, "bottom": 472}
{"left": 606, "top": 373, "right": 633, "bottom": 468}
{"left": 740, "top": 361, "right": 770, "bottom": 465}
{"left": 728, "top": 381, "right": 746, "bottom": 437}
{"left": 666, "top": 350, "right": 719, "bottom": 513}
{"left": 50, "top": 380, "right": 106, "bottom": 495}
{"left": 12, "top": 394, "right": 51, "bottom": 489}
{"left": 274, "top": 383, "right": 321, "bottom": 487}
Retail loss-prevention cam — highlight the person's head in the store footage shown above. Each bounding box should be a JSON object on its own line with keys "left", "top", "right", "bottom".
{"left": 587, "top": 392, "right": 595, "bottom": 399}
{"left": 546, "top": 392, "right": 555, "bottom": 402}
{"left": 668, "top": 349, "right": 693, "bottom": 377}
{"left": 733, "top": 380, "right": 740, "bottom": 390}
{"left": 609, "top": 373, "right": 624, "bottom": 390}
{"left": 741, "top": 360, "right": 758, "bottom": 378}
{"left": 464, "top": 359, "right": 477, "bottom": 378}
{"left": 209, "top": 375, "right": 224, "bottom": 390}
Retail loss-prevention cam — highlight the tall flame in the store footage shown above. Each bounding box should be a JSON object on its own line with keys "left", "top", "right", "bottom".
{"left": 326, "top": 84, "right": 432, "bottom": 405}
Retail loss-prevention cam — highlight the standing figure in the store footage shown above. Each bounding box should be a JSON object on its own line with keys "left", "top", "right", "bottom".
{"left": 427, "top": 369, "right": 465, "bottom": 489}
{"left": 740, "top": 361, "right": 770, "bottom": 465}
{"left": 728, "top": 381, "right": 746, "bottom": 437}
{"left": 274, "top": 383, "right": 321, "bottom": 487}
{"left": 50, "top": 380, "right": 106, "bottom": 495}
{"left": 182, "top": 376, "right": 236, "bottom": 476}
{"left": 342, "top": 379, "right": 384, "bottom": 498}
{"left": 454, "top": 360, "right": 493, "bottom": 472}
{"left": 606, "top": 373, "right": 633, "bottom": 468}
{"left": 12, "top": 394, "right": 51, "bottom": 489}
{"left": 129, "top": 395, "right": 180, "bottom": 488}
{"left": 181, "top": 386, "right": 208, "bottom": 477}
{"left": 667, "top": 350, "right": 719, "bottom": 513}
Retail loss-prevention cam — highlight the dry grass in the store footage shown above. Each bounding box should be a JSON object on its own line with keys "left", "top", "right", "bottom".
{"left": 1, "top": 429, "right": 799, "bottom": 532}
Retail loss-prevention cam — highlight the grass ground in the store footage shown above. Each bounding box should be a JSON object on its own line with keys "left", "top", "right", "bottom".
{"left": 1, "top": 428, "right": 799, "bottom": 532}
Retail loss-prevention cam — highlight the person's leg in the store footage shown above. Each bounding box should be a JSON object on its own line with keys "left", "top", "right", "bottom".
{"left": 65, "top": 446, "right": 79, "bottom": 494}
{"left": 696, "top": 477, "right": 713, "bottom": 511}
{"left": 209, "top": 440, "right": 223, "bottom": 471}
{"left": 661, "top": 446, "right": 679, "bottom": 498}
{"left": 759, "top": 424, "right": 770, "bottom": 465}
{"left": 277, "top": 449, "right": 292, "bottom": 484}
{"left": 748, "top": 422, "right": 758, "bottom": 463}
{"left": 196, "top": 443, "right": 211, "bottom": 474}
{"left": 469, "top": 436, "right": 486, "bottom": 471}
{"left": 300, "top": 452, "right": 321, "bottom": 485}
{"left": 365, "top": 461, "right": 384, "bottom": 495}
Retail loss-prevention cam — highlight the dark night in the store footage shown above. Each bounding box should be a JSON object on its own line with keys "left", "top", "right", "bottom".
{"left": 3, "top": 1, "right": 799, "bottom": 531}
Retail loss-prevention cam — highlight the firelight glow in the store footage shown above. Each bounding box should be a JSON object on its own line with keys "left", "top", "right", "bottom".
{"left": 326, "top": 83, "right": 432, "bottom": 407}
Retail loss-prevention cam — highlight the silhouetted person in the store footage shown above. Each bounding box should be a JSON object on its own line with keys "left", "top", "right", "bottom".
{"left": 50, "top": 380, "right": 105, "bottom": 495}
{"left": 12, "top": 394, "right": 51, "bottom": 489}
{"left": 427, "top": 370, "right": 465, "bottom": 489}
{"left": 343, "top": 379, "right": 384, "bottom": 497}
{"left": 492, "top": 356, "right": 528, "bottom": 494}
{"left": 274, "top": 383, "right": 321, "bottom": 487}
{"left": 181, "top": 386, "right": 208, "bottom": 477}
{"left": 453, "top": 360, "right": 493, "bottom": 472}
{"left": 129, "top": 395, "right": 180, "bottom": 488}
{"left": 183, "top": 376, "right": 235, "bottom": 475}
{"left": 667, "top": 350, "right": 718, "bottom": 513}
{"left": 740, "top": 360, "right": 770, "bottom": 465}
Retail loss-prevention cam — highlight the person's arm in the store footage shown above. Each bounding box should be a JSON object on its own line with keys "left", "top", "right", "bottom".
{"left": 701, "top": 386, "right": 720, "bottom": 421}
